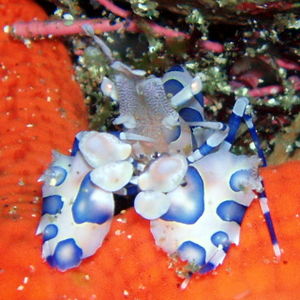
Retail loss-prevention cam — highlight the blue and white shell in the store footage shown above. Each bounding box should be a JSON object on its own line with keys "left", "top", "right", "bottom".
{"left": 37, "top": 33, "right": 280, "bottom": 277}
{"left": 150, "top": 150, "right": 261, "bottom": 273}
{"left": 37, "top": 131, "right": 133, "bottom": 271}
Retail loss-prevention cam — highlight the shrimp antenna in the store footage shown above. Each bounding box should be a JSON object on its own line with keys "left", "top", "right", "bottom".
{"left": 82, "top": 24, "right": 114, "bottom": 64}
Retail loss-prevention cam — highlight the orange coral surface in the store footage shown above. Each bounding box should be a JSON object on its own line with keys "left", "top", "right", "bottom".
{"left": 0, "top": 1, "right": 300, "bottom": 299}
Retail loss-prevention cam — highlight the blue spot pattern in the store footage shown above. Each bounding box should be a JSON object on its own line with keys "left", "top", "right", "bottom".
{"left": 177, "top": 241, "right": 206, "bottom": 266}
{"left": 166, "top": 125, "right": 181, "bottom": 143}
{"left": 167, "top": 65, "right": 185, "bottom": 72}
{"left": 263, "top": 211, "right": 278, "bottom": 245}
{"left": 71, "top": 137, "right": 80, "bottom": 156}
{"left": 163, "top": 79, "right": 184, "bottom": 96}
{"left": 229, "top": 169, "right": 251, "bottom": 192}
{"left": 124, "top": 182, "right": 139, "bottom": 196}
{"left": 211, "top": 231, "right": 231, "bottom": 252}
{"left": 199, "top": 142, "right": 214, "bottom": 156}
{"left": 216, "top": 200, "right": 247, "bottom": 225}
{"left": 46, "top": 238, "right": 83, "bottom": 271}
{"left": 109, "top": 131, "right": 121, "bottom": 138}
{"left": 50, "top": 166, "right": 67, "bottom": 186}
{"left": 43, "top": 224, "right": 58, "bottom": 242}
{"left": 194, "top": 92, "right": 204, "bottom": 106}
{"left": 72, "top": 172, "right": 113, "bottom": 224}
{"left": 179, "top": 107, "right": 203, "bottom": 123}
{"left": 225, "top": 114, "right": 242, "bottom": 145}
{"left": 199, "top": 262, "right": 216, "bottom": 274}
{"left": 161, "top": 166, "right": 204, "bottom": 224}
{"left": 42, "top": 195, "right": 64, "bottom": 215}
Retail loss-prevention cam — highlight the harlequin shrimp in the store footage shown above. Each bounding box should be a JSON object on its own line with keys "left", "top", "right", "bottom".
{"left": 37, "top": 26, "right": 280, "bottom": 277}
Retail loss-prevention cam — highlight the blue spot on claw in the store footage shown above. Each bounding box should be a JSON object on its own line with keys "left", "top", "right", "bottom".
{"left": 211, "top": 231, "right": 231, "bottom": 252}
{"left": 177, "top": 241, "right": 206, "bottom": 266}
{"left": 50, "top": 166, "right": 67, "bottom": 186}
{"left": 162, "top": 166, "right": 204, "bottom": 224}
{"left": 43, "top": 224, "right": 58, "bottom": 242}
{"left": 229, "top": 169, "right": 252, "bottom": 192}
{"left": 216, "top": 200, "right": 247, "bottom": 225}
{"left": 42, "top": 195, "right": 64, "bottom": 215}
{"left": 72, "top": 172, "right": 114, "bottom": 224}
{"left": 46, "top": 239, "right": 83, "bottom": 271}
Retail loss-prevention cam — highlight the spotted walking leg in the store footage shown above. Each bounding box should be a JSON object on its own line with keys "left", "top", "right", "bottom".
{"left": 187, "top": 97, "right": 248, "bottom": 162}
{"left": 220, "top": 97, "right": 281, "bottom": 256}
{"left": 150, "top": 96, "right": 280, "bottom": 280}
